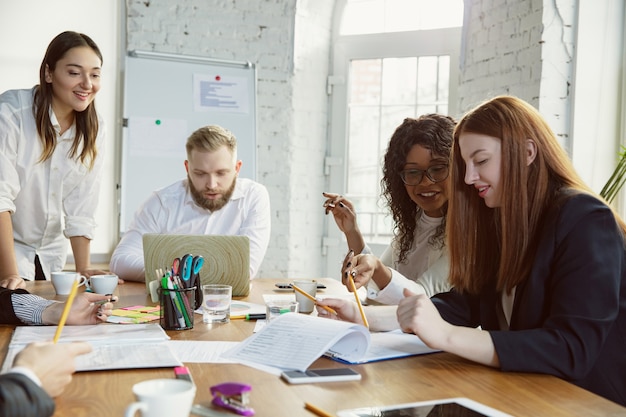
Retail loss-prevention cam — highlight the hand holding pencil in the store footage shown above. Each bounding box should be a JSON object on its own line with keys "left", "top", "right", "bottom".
{"left": 342, "top": 250, "right": 369, "bottom": 328}
{"left": 42, "top": 290, "right": 116, "bottom": 327}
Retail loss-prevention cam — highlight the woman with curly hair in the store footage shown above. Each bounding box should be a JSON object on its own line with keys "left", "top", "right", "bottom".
{"left": 323, "top": 114, "right": 455, "bottom": 304}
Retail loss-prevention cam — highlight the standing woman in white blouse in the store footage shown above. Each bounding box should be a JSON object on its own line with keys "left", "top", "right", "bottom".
{"left": 323, "top": 114, "right": 455, "bottom": 304}
{"left": 0, "top": 31, "right": 108, "bottom": 289}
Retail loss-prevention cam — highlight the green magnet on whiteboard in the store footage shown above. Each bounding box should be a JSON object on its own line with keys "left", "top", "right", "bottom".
{"left": 155, "top": 119, "right": 161, "bottom": 125}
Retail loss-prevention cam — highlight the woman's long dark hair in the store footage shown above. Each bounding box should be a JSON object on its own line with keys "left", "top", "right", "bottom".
{"left": 33, "top": 31, "right": 102, "bottom": 169}
{"left": 381, "top": 114, "right": 455, "bottom": 263}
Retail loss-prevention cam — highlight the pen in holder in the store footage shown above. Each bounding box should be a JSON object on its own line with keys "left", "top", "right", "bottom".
{"left": 158, "top": 286, "right": 196, "bottom": 330}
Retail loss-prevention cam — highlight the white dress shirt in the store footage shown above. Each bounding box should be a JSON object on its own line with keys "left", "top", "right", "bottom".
{"left": 0, "top": 89, "right": 105, "bottom": 280}
{"left": 365, "top": 213, "right": 450, "bottom": 304}
{"left": 110, "top": 177, "right": 271, "bottom": 281}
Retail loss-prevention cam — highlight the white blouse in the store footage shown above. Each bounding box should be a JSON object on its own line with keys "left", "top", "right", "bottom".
{"left": 0, "top": 89, "right": 105, "bottom": 280}
{"left": 365, "top": 213, "right": 451, "bottom": 304}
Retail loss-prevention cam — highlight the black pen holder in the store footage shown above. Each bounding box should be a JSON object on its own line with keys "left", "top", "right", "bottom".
{"left": 158, "top": 286, "right": 196, "bottom": 330}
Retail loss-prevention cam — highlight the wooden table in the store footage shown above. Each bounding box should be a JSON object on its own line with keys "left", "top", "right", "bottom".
{"left": 1, "top": 279, "right": 624, "bottom": 417}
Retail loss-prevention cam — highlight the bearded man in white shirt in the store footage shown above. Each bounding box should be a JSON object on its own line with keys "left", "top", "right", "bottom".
{"left": 109, "top": 125, "right": 271, "bottom": 281}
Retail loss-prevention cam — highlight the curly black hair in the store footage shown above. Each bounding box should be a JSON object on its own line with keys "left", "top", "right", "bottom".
{"left": 381, "top": 114, "right": 455, "bottom": 264}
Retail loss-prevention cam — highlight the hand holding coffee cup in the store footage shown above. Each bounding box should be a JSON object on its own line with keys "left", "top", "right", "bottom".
{"left": 51, "top": 272, "right": 88, "bottom": 295}
{"left": 89, "top": 274, "right": 119, "bottom": 294}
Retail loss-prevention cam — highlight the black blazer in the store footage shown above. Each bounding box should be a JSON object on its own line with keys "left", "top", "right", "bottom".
{"left": 432, "top": 193, "right": 626, "bottom": 406}
{"left": 0, "top": 372, "right": 55, "bottom": 417}
{"left": 0, "top": 287, "right": 29, "bottom": 324}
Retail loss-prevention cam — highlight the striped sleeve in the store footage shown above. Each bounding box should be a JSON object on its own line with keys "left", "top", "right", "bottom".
{"left": 10, "top": 294, "right": 57, "bottom": 325}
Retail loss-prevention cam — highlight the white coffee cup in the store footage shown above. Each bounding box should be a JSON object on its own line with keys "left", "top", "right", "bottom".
{"left": 125, "top": 378, "right": 196, "bottom": 417}
{"left": 50, "top": 271, "right": 88, "bottom": 295}
{"left": 89, "top": 274, "right": 119, "bottom": 294}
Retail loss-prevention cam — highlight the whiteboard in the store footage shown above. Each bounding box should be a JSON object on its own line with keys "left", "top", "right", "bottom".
{"left": 119, "top": 51, "right": 257, "bottom": 233}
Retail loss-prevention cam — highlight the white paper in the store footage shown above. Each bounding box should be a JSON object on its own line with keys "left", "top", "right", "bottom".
{"left": 334, "top": 329, "right": 440, "bottom": 364}
{"left": 193, "top": 73, "right": 249, "bottom": 113}
{"left": 166, "top": 340, "right": 239, "bottom": 363}
{"left": 221, "top": 313, "right": 370, "bottom": 372}
{"left": 2, "top": 324, "right": 180, "bottom": 373}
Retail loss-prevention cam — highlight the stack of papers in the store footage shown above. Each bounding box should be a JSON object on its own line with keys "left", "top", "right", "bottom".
{"left": 222, "top": 313, "right": 439, "bottom": 372}
{"left": 1, "top": 323, "right": 182, "bottom": 372}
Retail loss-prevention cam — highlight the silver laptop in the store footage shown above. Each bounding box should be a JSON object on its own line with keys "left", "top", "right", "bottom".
{"left": 142, "top": 234, "right": 250, "bottom": 296}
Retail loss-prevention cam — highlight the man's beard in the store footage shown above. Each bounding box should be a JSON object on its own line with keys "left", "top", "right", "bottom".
{"left": 188, "top": 175, "right": 236, "bottom": 212}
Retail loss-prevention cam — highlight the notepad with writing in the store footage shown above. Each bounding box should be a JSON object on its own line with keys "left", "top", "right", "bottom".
{"left": 222, "top": 313, "right": 439, "bottom": 372}
{"left": 1, "top": 323, "right": 182, "bottom": 373}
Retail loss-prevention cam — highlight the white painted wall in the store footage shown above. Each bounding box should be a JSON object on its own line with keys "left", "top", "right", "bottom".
{"left": 2, "top": 0, "right": 622, "bottom": 278}
{"left": 0, "top": 0, "right": 121, "bottom": 262}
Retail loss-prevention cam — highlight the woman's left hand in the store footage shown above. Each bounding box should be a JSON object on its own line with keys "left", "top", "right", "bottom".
{"left": 397, "top": 289, "right": 450, "bottom": 349}
{"left": 42, "top": 293, "right": 117, "bottom": 325}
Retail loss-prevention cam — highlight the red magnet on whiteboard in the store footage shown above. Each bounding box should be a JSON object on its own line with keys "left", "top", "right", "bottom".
{"left": 215, "top": 75, "right": 221, "bottom": 81}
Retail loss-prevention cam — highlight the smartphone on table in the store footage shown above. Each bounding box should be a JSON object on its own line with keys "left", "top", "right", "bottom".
{"left": 281, "top": 368, "right": 361, "bottom": 384}
{"left": 275, "top": 282, "right": 327, "bottom": 290}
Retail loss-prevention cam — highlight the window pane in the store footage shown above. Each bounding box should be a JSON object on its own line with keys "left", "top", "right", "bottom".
{"left": 346, "top": 54, "right": 451, "bottom": 244}
{"left": 381, "top": 58, "right": 417, "bottom": 105}
{"left": 438, "top": 55, "right": 450, "bottom": 103}
{"left": 417, "top": 56, "right": 438, "bottom": 105}
{"left": 342, "top": 0, "right": 384, "bottom": 35}
{"left": 341, "top": 0, "right": 464, "bottom": 35}
{"left": 350, "top": 59, "right": 382, "bottom": 105}
{"left": 347, "top": 106, "right": 380, "bottom": 196}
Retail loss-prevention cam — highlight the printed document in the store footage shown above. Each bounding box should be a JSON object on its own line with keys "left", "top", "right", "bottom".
{"left": 1, "top": 323, "right": 181, "bottom": 372}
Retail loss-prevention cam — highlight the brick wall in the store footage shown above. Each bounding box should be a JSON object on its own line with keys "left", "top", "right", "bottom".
{"left": 125, "top": 0, "right": 577, "bottom": 278}
{"left": 125, "top": 0, "right": 334, "bottom": 278}
{"left": 458, "top": 0, "right": 575, "bottom": 151}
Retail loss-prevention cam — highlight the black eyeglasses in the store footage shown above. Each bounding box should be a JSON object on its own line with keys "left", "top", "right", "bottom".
{"left": 399, "top": 164, "right": 449, "bottom": 185}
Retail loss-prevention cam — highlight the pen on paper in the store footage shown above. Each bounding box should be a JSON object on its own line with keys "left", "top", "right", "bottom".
{"left": 291, "top": 284, "right": 337, "bottom": 315}
{"left": 304, "top": 402, "right": 334, "bottom": 417}
{"left": 52, "top": 279, "right": 79, "bottom": 343}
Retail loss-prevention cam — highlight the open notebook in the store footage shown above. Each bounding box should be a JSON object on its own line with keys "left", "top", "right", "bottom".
{"left": 143, "top": 234, "right": 251, "bottom": 296}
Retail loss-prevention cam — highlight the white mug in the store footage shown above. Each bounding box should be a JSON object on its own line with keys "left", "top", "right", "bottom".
{"left": 125, "top": 379, "right": 196, "bottom": 417}
{"left": 50, "top": 271, "right": 88, "bottom": 295}
{"left": 292, "top": 279, "right": 317, "bottom": 313}
{"left": 89, "top": 274, "right": 119, "bottom": 294}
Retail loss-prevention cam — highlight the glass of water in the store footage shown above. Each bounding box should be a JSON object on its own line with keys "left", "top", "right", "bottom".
{"left": 201, "top": 284, "right": 232, "bottom": 323}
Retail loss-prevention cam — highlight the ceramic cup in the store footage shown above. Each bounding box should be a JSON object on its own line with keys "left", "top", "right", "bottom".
{"left": 50, "top": 271, "right": 88, "bottom": 295}
{"left": 124, "top": 378, "right": 196, "bottom": 417}
{"left": 292, "top": 279, "right": 317, "bottom": 313}
{"left": 89, "top": 274, "right": 119, "bottom": 294}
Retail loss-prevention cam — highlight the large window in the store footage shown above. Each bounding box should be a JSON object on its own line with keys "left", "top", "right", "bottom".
{"left": 324, "top": 0, "right": 463, "bottom": 274}
{"left": 347, "top": 56, "right": 451, "bottom": 243}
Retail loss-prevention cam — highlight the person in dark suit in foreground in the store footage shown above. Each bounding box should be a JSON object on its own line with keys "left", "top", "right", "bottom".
{"left": 0, "top": 287, "right": 114, "bottom": 416}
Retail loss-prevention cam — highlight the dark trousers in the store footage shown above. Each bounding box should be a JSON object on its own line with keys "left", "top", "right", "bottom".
{"left": 34, "top": 255, "right": 46, "bottom": 280}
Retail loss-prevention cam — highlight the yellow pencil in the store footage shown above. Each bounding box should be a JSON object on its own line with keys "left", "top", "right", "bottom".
{"left": 291, "top": 284, "right": 337, "bottom": 315}
{"left": 53, "top": 279, "right": 79, "bottom": 343}
{"left": 304, "top": 402, "right": 334, "bottom": 417}
{"left": 347, "top": 274, "right": 369, "bottom": 329}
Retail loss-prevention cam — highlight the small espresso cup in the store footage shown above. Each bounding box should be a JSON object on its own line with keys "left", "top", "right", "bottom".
{"left": 50, "top": 271, "right": 88, "bottom": 295}
{"left": 125, "top": 378, "right": 196, "bottom": 417}
{"left": 89, "top": 274, "right": 119, "bottom": 294}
